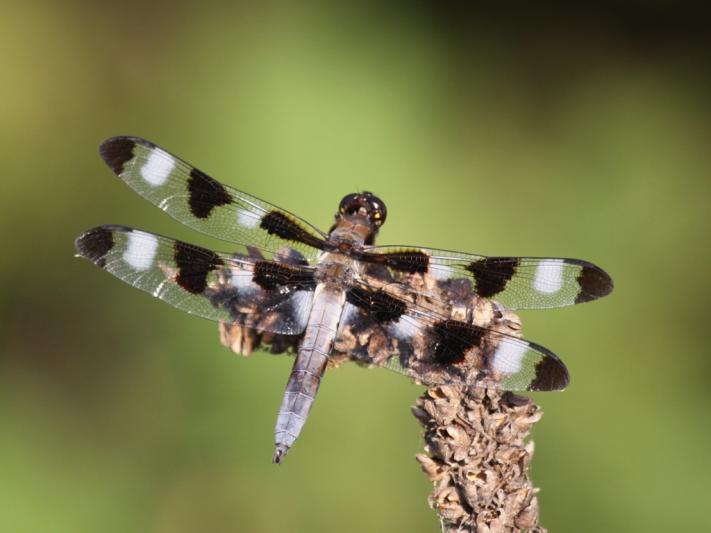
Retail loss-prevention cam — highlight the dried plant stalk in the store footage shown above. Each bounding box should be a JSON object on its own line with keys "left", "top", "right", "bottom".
{"left": 413, "top": 386, "right": 545, "bottom": 533}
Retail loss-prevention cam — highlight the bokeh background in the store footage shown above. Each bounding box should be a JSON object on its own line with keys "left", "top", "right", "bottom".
{"left": 1, "top": 2, "right": 709, "bottom": 532}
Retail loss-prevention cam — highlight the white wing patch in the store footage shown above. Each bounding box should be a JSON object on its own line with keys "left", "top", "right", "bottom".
{"left": 428, "top": 263, "right": 454, "bottom": 281}
{"left": 338, "top": 302, "right": 358, "bottom": 332}
{"left": 533, "top": 260, "right": 564, "bottom": 294}
{"left": 290, "top": 290, "right": 314, "bottom": 332}
{"left": 229, "top": 269, "right": 259, "bottom": 292}
{"left": 237, "top": 208, "right": 261, "bottom": 229}
{"left": 390, "top": 316, "right": 420, "bottom": 340}
{"left": 491, "top": 340, "right": 528, "bottom": 374}
{"left": 140, "top": 148, "right": 175, "bottom": 187}
{"left": 123, "top": 231, "right": 159, "bottom": 271}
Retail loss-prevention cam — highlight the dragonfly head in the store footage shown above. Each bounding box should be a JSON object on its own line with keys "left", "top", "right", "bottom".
{"left": 338, "top": 191, "right": 387, "bottom": 229}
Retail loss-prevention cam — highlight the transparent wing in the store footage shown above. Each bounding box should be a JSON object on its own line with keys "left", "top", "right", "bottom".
{"left": 99, "top": 136, "right": 327, "bottom": 262}
{"left": 335, "top": 281, "right": 568, "bottom": 391}
{"left": 75, "top": 225, "right": 316, "bottom": 335}
{"left": 357, "top": 245, "right": 613, "bottom": 309}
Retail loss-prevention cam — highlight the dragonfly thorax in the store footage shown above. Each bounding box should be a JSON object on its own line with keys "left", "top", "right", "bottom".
{"left": 314, "top": 253, "right": 359, "bottom": 288}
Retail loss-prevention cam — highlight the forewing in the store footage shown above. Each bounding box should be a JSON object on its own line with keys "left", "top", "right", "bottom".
{"left": 75, "top": 225, "right": 316, "bottom": 335}
{"left": 335, "top": 282, "right": 568, "bottom": 391}
{"left": 99, "top": 136, "right": 327, "bottom": 261}
{"left": 358, "top": 246, "right": 613, "bottom": 309}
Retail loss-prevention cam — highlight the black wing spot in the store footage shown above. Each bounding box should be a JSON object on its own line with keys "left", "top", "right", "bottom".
{"left": 528, "top": 352, "right": 569, "bottom": 391}
{"left": 382, "top": 250, "right": 430, "bottom": 274}
{"left": 75, "top": 226, "right": 115, "bottom": 268}
{"left": 346, "top": 286, "right": 406, "bottom": 324}
{"left": 174, "top": 241, "right": 223, "bottom": 294}
{"left": 99, "top": 137, "right": 140, "bottom": 175}
{"left": 430, "top": 320, "right": 484, "bottom": 365}
{"left": 466, "top": 257, "right": 518, "bottom": 298}
{"left": 252, "top": 261, "right": 316, "bottom": 291}
{"left": 355, "top": 250, "right": 429, "bottom": 274}
{"left": 187, "top": 168, "right": 233, "bottom": 219}
{"left": 353, "top": 250, "right": 430, "bottom": 274}
{"left": 575, "top": 263, "right": 614, "bottom": 304}
{"left": 260, "top": 211, "right": 325, "bottom": 249}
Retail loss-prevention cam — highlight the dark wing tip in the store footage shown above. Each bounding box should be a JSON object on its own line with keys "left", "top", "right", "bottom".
{"left": 75, "top": 226, "right": 116, "bottom": 267}
{"left": 99, "top": 136, "right": 154, "bottom": 175}
{"left": 528, "top": 348, "right": 570, "bottom": 392}
{"left": 75, "top": 224, "right": 134, "bottom": 267}
{"left": 575, "top": 262, "right": 614, "bottom": 304}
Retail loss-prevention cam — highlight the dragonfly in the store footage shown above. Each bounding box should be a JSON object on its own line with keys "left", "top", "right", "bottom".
{"left": 75, "top": 136, "right": 613, "bottom": 463}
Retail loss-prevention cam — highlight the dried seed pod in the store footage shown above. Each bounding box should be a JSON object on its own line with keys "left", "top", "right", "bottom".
{"left": 414, "top": 386, "right": 547, "bottom": 532}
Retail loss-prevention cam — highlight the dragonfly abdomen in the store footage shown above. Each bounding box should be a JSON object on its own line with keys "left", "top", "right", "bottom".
{"left": 273, "top": 284, "right": 345, "bottom": 463}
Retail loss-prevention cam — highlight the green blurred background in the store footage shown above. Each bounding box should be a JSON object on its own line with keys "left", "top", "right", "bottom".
{"left": 1, "top": 2, "right": 709, "bottom": 532}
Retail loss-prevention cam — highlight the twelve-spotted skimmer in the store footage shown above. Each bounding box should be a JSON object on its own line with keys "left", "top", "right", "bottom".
{"left": 75, "top": 137, "right": 613, "bottom": 463}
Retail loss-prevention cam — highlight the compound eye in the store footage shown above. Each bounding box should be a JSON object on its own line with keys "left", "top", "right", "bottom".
{"left": 339, "top": 193, "right": 361, "bottom": 214}
{"left": 369, "top": 197, "right": 387, "bottom": 226}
